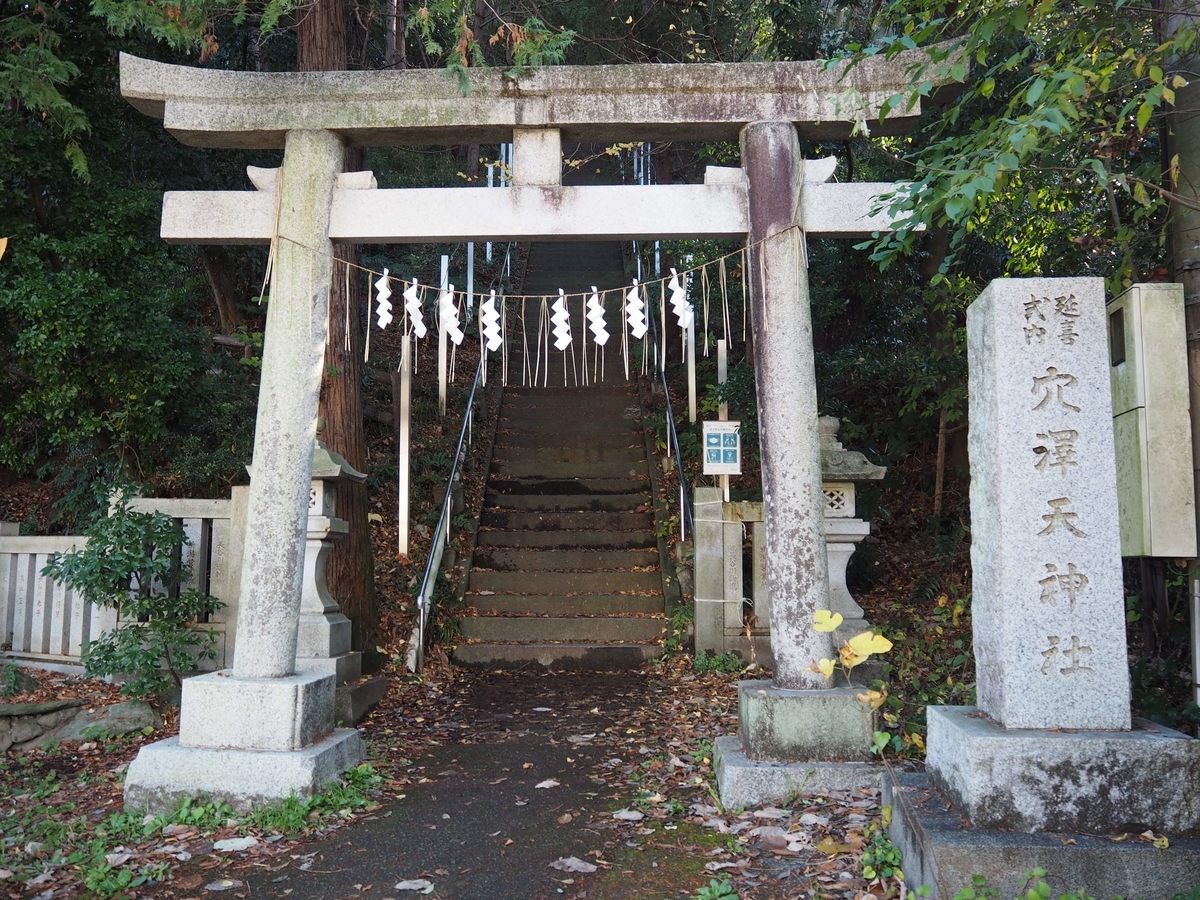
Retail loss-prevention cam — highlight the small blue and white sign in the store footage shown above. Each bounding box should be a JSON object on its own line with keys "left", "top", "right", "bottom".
{"left": 702, "top": 421, "right": 741, "bottom": 475}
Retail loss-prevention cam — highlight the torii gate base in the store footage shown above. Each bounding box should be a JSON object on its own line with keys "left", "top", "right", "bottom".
{"left": 115, "top": 53, "right": 953, "bottom": 814}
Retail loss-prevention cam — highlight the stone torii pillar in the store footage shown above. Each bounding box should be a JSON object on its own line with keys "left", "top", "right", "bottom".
{"left": 123, "top": 130, "right": 364, "bottom": 813}
{"left": 712, "top": 122, "right": 891, "bottom": 807}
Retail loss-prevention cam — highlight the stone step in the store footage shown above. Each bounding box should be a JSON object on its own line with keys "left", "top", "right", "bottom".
{"left": 492, "top": 459, "right": 648, "bottom": 479}
{"left": 494, "top": 432, "right": 643, "bottom": 450}
{"left": 488, "top": 477, "right": 649, "bottom": 496}
{"left": 501, "top": 396, "right": 640, "bottom": 412}
{"left": 484, "top": 493, "right": 646, "bottom": 513}
{"left": 464, "top": 593, "right": 664, "bottom": 615}
{"left": 504, "top": 385, "right": 636, "bottom": 399}
{"left": 472, "top": 548, "right": 660, "bottom": 571}
{"left": 474, "top": 529, "right": 658, "bottom": 550}
{"left": 497, "top": 420, "right": 642, "bottom": 437}
{"left": 479, "top": 510, "right": 655, "bottom": 532}
{"left": 468, "top": 570, "right": 661, "bottom": 595}
{"left": 452, "top": 641, "right": 661, "bottom": 671}
{"left": 489, "top": 446, "right": 645, "bottom": 464}
{"left": 457, "top": 616, "right": 665, "bottom": 643}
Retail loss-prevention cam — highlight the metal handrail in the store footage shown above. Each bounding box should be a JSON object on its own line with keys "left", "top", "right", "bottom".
{"left": 646, "top": 290, "right": 695, "bottom": 542}
{"left": 409, "top": 356, "right": 484, "bottom": 672}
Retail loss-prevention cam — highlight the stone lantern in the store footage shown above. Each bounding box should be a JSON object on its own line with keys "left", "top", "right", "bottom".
{"left": 295, "top": 437, "right": 367, "bottom": 684}
{"left": 819, "top": 417, "right": 886, "bottom": 631}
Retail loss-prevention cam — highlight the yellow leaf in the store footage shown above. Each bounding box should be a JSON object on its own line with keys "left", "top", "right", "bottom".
{"left": 1173, "top": 75, "right": 1189, "bottom": 89}
{"left": 1163, "top": 87, "right": 1176, "bottom": 105}
{"left": 909, "top": 732, "right": 926, "bottom": 752}
{"left": 848, "top": 630, "right": 893, "bottom": 657}
{"left": 816, "top": 837, "right": 853, "bottom": 855}
{"left": 839, "top": 643, "right": 869, "bottom": 669}
{"left": 813, "top": 610, "right": 844, "bottom": 633}
{"left": 367, "top": 513, "right": 384, "bottom": 524}
{"left": 0, "top": 237, "right": 8, "bottom": 260}
{"left": 625, "top": 15, "right": 633, "bottom": 23}
{"left": 856, "top": 689, "right": 887, "bottom": 710}
{"left": 1154, "top": 835, "right": 1170, "bottom": 849}
{"left": 817, "top": 658, "right": 835, "bottom": 679}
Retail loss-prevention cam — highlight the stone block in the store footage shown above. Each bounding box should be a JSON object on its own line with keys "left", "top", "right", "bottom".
{"left": 123, "top": 729, "right": 364, "bottom": 814}
{"left": 738, "top": 679, "right": 875, "bottom": 762}
{"left": 714, "top": 735, "right": 881, "bottom": 810}
{"left": 295, "top": 651, "right": 361, "bottom": 685}
{"left": 334, "top": 675, "right": 388, "bottom": 726}
{"left": 886, "top": 770, "right": 1200, "bottom": 900}
{"left": 178, "top": 671, "right": 335, "bottom": 752}
{"left": 295, "top": 612, "right": 352, "bottom": 659}
{"left": 926, "top": 706, "right": 1200, "bottom": 834}
{"left": 967, "top": 277, "right": 1129, "bottom": 731}
{"left": 49, "top": 700, "right": 163, "bottom": 743}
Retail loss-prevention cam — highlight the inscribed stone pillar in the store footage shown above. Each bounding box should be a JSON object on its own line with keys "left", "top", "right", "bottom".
{"left": 741, "top": 120, "right": 832, "bottom": 689}
{"left": 233, "top": 129, "right": 345, "bottom": 680}
{"left": 966, "top": 277, "right": 1130, "bottom": 730}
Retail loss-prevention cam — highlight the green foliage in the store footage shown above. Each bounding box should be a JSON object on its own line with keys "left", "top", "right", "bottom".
{"left": 0, "top": 664, "right": 21, "bottom": 698}
{"left": 695, "top": 877, "right": 739, "bottom": 900}
{"left": 41, "top": 491, "right": 224, "bottom": 699}
{"left": 861, "top": 811, "right": 902, "bottom": 880}
{"left": 693, "top": 649, "right": 743, "bottom": 674}
{"left": 846, "top": 0, "right": 1198, "bottom": 289}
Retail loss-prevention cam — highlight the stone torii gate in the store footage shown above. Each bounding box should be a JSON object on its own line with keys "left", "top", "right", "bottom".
{"left": 117, "top": 51, "right": 953, "bottom": 811}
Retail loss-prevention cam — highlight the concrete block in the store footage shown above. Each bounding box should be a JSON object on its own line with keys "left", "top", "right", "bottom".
{"left": 178, "top": 670, "right": 335, "bottom": 752}
{"left": 334, "top": 675, "right": 388, "bottom": 726}
{"left": 295, "top": 651, "right": 362, "bottom": 685}
{"left": 123, "top": 729, "right": 364, "bottom": 814}
{"left": 886, "top": 770, "right": 1200, "bottom": 900}
{"left": 512, "top": 128, "right": 562, "bottom": 186}
{"left": 738, "top": 679, "right": 876, "bottom": 762}
{"left": 295, "top": 612, "right": 352, "bottom": 658}
{"left": 927, "top": 706, "right": 1200, "bottom": 834}
{"left": 714, "top": 735, "right": 881, "bottom": 809}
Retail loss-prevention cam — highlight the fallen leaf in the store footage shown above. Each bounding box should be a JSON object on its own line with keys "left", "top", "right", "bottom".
{"left": 393, "top": 879, "right": 435, "bottom": 893}
{"left": 206, "top": 879, "right": 244, "bottom": 892}
{"left": 613, "top": 809, "right": 644, "bottom": 821}
{"left": 213, "top": 837, "right": 259, "bottom": 852}
{"left": 535, "top": 779, "right": 560, "bottom": 789}
{"left": 550, "top": 857, "right": 597, "bottom": 874}
{"left": 557, "top": 813, "right": 573, "bottom": 825}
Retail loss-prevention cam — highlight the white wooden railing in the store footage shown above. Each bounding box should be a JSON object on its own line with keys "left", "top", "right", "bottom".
{"left": 0, "top": 497, "right": 238, "bottom": 672}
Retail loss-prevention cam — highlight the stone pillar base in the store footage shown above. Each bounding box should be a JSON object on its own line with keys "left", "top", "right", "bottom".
{"left": 178, "top": 671, "right": 335, "bottom": 752}
{"left": 714, "top": 735, "right": 881, "bottom": 809}
{"left": 738, "top": 679, "right": 876, "bottom": 761}
{"left": 123, "top": 729, "right": 364, "bottom": 814}
{"left": 927, "top": 706, "right": 1200, "bottom": 834}
{"left": 886, "top": 769, "right": 1200, "bottom": 900}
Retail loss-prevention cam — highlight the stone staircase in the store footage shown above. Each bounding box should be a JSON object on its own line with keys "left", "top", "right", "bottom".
{"left": 453, "top": 382, "right": 667, "bottom": 669}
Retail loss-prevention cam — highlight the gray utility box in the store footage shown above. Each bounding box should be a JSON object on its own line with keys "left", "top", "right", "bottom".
{"left": 1107, "top": 282, "right": 1197, "bottom": 558}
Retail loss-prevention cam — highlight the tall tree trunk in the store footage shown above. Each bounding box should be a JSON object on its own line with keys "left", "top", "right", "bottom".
{"left": 200, "top": 246, "right": 246, "bottom": 335}
{"left": 299, "top": 0, "right": 377, "bottom": 654}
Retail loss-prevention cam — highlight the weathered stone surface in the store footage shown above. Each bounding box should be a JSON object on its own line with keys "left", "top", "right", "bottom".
{"left": 178, "top": 671, "right": 336, "bottom": 753}
{"left": 738, "top": 680, "right": 876, "bottom": 763}
{"left": 231, "top": 128, "right": 343, "bottom": 680}
{"left": 0, "top": 699, "right": 83, "bottom": 718}
{"left": 742, "top": 121, "right": 831, "bottom": 689}
{"left": 50, "top": 700, "right": 163, "bottom": 743}
{"left": 123, "top": 730, "right": 364, "bottom": 814}
{"left": 713, "top": 735, "right": 881, "bottom": 809}
{"left": 119, "top": 48, "right": 956, "bottom": 149}
{"left": 334, "top": 675, "right": 388, "bottom": 727}
{"left": 0, "top": 667, "right": 41, "bottom": 696}
{"left": 927, "top": 706, "right": 1200, "bottom": 834}
{"left": 887, "top": 770, "right": 1200, "bottom": 900}
{"left": 967, "top": 278, "right": 1129, "bottom": 731}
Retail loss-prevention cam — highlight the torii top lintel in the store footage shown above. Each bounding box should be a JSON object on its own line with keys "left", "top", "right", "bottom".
{"left": 119, "top": 49, "right": 954, "bottom": 150}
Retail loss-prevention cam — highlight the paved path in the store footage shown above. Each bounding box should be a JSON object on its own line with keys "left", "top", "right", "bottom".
{"left": 245, "top": 673, "right": 674, "bottom": 900}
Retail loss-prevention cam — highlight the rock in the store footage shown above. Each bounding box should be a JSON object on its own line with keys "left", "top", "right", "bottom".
{"left": 50, "top": 700, "right": 163, "bottom": 742}
{"left": 0, "top": 699, "right": 84, "bottom": 718}
{"left": 0, "top": 668, "right": 40, "bottom": 697}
